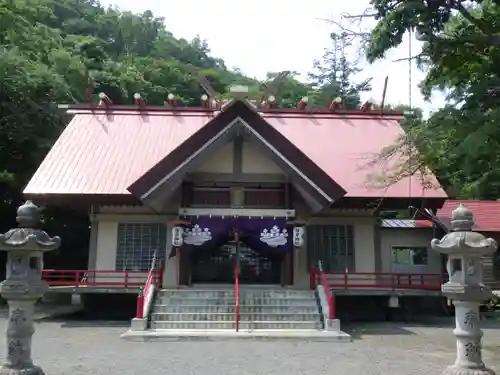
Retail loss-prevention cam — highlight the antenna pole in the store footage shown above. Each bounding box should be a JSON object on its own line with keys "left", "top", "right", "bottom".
{"left": 380, "top": 76, "right": 388, "bottom": 113}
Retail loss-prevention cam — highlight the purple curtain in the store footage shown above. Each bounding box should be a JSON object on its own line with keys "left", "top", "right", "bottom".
{"left": 170, "top": 217, "right": 293, "bottom": 258}
{"left": 182, "top": 217, "right": 234, "bottom": 254}
{"left": 238, "top": 218, "right": 291, "bottom": 259}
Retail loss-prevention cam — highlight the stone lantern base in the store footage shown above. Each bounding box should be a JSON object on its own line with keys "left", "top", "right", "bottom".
{"left": 0, "top": 365, "right": 45, "bottom": 375}
{"left": 443, "top": 365, "right": 495, "bottom": 375}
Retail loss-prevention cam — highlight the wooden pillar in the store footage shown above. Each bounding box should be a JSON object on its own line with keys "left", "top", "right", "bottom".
{"left": 281, "top": 252, "right": 293, "bottom": 286}
{"left": 178, "top": 250, "right": 190, "bottom": 285}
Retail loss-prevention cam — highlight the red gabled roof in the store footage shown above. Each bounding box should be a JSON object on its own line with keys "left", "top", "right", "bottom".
{"left": 437, "top": 200, "right": 500, "bottom": 232}
{"left": 24, "top": 111, "right": 212, "bottom": 195}
{"left": 128, "top": 100, "right": 346, "bottom": 204}
{"left": 24, "top": 101, "right": 447, "bottom": 201}
{"left": 262, "top": 113, "right": 446, "bottom": 198}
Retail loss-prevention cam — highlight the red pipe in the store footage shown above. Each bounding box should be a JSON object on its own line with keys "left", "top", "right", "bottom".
{"left": 136, "top": 294, "right": 144, "bottom": 319}
{"left": 329, "top": 294, "right": 336, "bottom": 320}
{"left": 235, "top": 262, "right": 239, "bottom": 332}
{"left": 159, "top": 261, "right": 165, "bottom": 287}
{"left": 310, "top": 268, "right": 316, "bottom": 289}
{"left": 234, "top": 229, "right": 240, "bottom": 332}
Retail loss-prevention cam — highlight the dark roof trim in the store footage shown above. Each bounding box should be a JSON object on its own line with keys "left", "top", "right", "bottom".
{"left": 23, "top": 193, "right": 140, "bottom": 207}
{"left": 128, "top": 100, "right": 347, "bottom": 202}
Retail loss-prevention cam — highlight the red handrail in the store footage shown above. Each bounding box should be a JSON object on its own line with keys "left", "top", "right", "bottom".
{"left": 136, "top": 251, "right": 160, "bottom": 319}
{"left": 314, "top": 264, "right": 336, "bottom": 320}
{"left": 136, "top": 289, "right": 145, "bottom": 318}
{"left": 136, "top": 270, "right": 155, "bottom": 319}
{"left": 235, "top": 259, "right": 240, "bottom": 332}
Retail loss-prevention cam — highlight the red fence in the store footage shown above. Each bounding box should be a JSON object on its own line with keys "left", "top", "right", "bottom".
{"left": 42, "top": 269, "right": 161, "bottom": 288}
{"left": 310, "top": 270, "right": 443, "bottom": 290}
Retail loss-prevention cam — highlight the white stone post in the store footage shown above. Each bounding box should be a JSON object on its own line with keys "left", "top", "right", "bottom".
{"left": 431, "top": 204, "right": 496, "bottom": 375}
{"left": 0, "top": 201, "right": 61, "bottom": 375}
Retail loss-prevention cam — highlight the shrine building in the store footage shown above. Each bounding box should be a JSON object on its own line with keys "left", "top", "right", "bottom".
{"left": 22, "top": 91, "right": 468, "bottom": 324}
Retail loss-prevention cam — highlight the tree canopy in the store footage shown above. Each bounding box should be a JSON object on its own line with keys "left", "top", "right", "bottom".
{"left": 367, "top": 0, "right": 500, "bottom": 199}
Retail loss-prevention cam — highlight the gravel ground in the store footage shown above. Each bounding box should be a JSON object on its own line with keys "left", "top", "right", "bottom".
{"left": 0, "top": 312, "right": 499, "bottom": 375}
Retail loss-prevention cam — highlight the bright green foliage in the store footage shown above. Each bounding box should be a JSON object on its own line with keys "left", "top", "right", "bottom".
{"left": 367, "top": 0, "right": 500, "bottom": 199}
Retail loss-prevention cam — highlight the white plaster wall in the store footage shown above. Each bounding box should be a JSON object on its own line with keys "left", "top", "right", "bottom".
{"left": 380, "top": 228, "right": 441, "bottom": 274}
{"left": 93, "top": 221, "right": 119, "bottom": 284}
{"left": 164, "top": 219, "right": 178, "bottom": 287}
{"left": 293, "top": 215, "right": 377, "bottom": 288}
{"left": 188, "top": 138, "right": 286, "bottom": 175}
{"left": 242, "top": 141, "right": 282, "bottom": 174}
{"left": 94, "top": 206, "right": 178, "bottom": 287}
{"left": 195, "top": 142, "right": 233, "bottom": 173}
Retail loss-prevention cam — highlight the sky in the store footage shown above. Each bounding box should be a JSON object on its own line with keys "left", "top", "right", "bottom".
{"left": 105, "top": 0, "right": 447, "bottom": 114}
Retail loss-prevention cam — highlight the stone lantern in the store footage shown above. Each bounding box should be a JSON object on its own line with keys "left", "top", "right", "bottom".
{"left": 0, "top": 201, "right": 61, "bottom": 375}
{"left": 431, "top": 204, "right": 497, "bottom": 375}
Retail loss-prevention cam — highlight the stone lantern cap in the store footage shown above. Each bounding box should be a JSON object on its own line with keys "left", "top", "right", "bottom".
{"left": 0, "top": 201, "right": 61, "bottom": 252}
{"left": 431, "top": 204, "right": 497, "bottom": 256}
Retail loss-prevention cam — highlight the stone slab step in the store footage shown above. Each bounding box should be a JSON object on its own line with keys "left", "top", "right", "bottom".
{"left": 121, "top": 329, "right": 352, "bottom": 342}
{"left": 157, "top": 297, "right": 317, "bottom": 305}
{"left": 158, "top": 290, "right": 315, "bottom": 299}
{"left": 150, "top": 321, "right": 323, "bottom": 330}
{"left": 153, "top": 305, "right": 320, "bottom": 314}
{"left": 151, "top": 312, "right": 322, "bottom": 322}
{"left": 150, "top": 321, "right": 236, "bottom": 330}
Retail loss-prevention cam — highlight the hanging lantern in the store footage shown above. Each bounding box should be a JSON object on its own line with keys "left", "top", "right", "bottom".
{"left": 293, "top": 226, "right": 305, "bottom": 247}
{"left": 172, "top": 226, "right": 184, "bottom": 247}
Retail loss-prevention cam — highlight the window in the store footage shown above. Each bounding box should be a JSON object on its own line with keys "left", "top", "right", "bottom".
{"left": 244, "top": 188, "right": 286, "bottom": 208}
{"left": 391, "top": 246, "right": 428, "bottom": 266}
{"left": 307, "top": 225, "right": 355, "bottom": 272}
{"left": 115, "top": 223, "right": 166, "bottom": 271}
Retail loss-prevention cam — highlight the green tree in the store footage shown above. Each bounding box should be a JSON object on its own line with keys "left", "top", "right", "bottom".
{"left": 309, "top": 32, "right": 372, "bottom": 108}
{"left": 366, "top": 0, "right": 500, "bottom": 199}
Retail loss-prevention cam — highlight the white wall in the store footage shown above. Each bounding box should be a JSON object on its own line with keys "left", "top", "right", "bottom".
{"left": 380, "top": 228, "right": 441, "bottom": 274}
{"left": 195, "top": 142, "right": 233, "bottom": 173}
{"left": 293, "top": 215, "right": 377, "bottom": 288}
{"left": 93, "top": 207, "right": 178, "bottom": 287}
{"left": 192, "top": 140, "right": 284, "bottom": 175}
{"left": 241, "top": 141, "right": 282, "bottom": 174}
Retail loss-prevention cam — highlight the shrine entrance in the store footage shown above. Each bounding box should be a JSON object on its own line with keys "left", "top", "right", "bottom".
{"left": 175, "top": 215, "right": 294, "bottom": 286}
{"left": 191, "top": 241, "right": 282, "bottom": 284}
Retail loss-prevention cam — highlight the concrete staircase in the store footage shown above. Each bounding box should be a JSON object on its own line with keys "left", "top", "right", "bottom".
{"left": 149, "top": 287, "right": 323, "bottom": 330}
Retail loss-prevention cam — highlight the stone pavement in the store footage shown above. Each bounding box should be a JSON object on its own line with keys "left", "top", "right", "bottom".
{"left": 0, "top": 314, "right": 499, "bottom": 375}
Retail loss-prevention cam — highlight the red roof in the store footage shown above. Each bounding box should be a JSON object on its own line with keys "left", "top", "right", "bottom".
{"left": 24, "top": 100, "right": 447, "bottom": 201}
{"left": 437, "top": 200, "right": 500, "bottom": 232}
{"left": 25, "top": 111, "right": 211, "bottom": 195}
{"left": 263, "top": 113, "right": 445, "bottom": 198}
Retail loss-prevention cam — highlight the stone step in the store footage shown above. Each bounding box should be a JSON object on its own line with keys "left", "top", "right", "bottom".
{"left": 158, "top": 289, "right": 315, "bottom": 299}
{"left": 150, "top": 321, "right": 323, "bottom": 330}
{"left": 151, "top": 312, "right": 322, "bottom": 322}
{"left": 153, "top": 304, "right": 320, "bottom": 314}
{"left": 157, "top": 297, "right": 317, "bottom": 306}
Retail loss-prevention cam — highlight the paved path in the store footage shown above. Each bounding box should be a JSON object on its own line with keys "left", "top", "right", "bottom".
{"left": 0, "top": 314, "right": 499, "bottom": 375}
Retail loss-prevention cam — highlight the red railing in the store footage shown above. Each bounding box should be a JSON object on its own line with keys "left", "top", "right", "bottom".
{"left": 310, "top": 269, "right": 443, "bottom": 290}
{"left": 316, "top": 262, "right": 336, "bottom": 320}
{"left": 136, "top": 252, "right": 164, "bottom": 319}
{"left": 42, "top": 269, "right": 161, "bottom": 287}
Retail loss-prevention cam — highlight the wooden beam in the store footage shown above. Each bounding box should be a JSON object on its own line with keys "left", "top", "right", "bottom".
{"left": 179, "top": 207, "right": 295, "bottom": 218}
{"left": 185, "top": 172, "right": 287, "bottom": 184}
{"left": 233, "top": 136, "right": 243, "bottom": 174}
